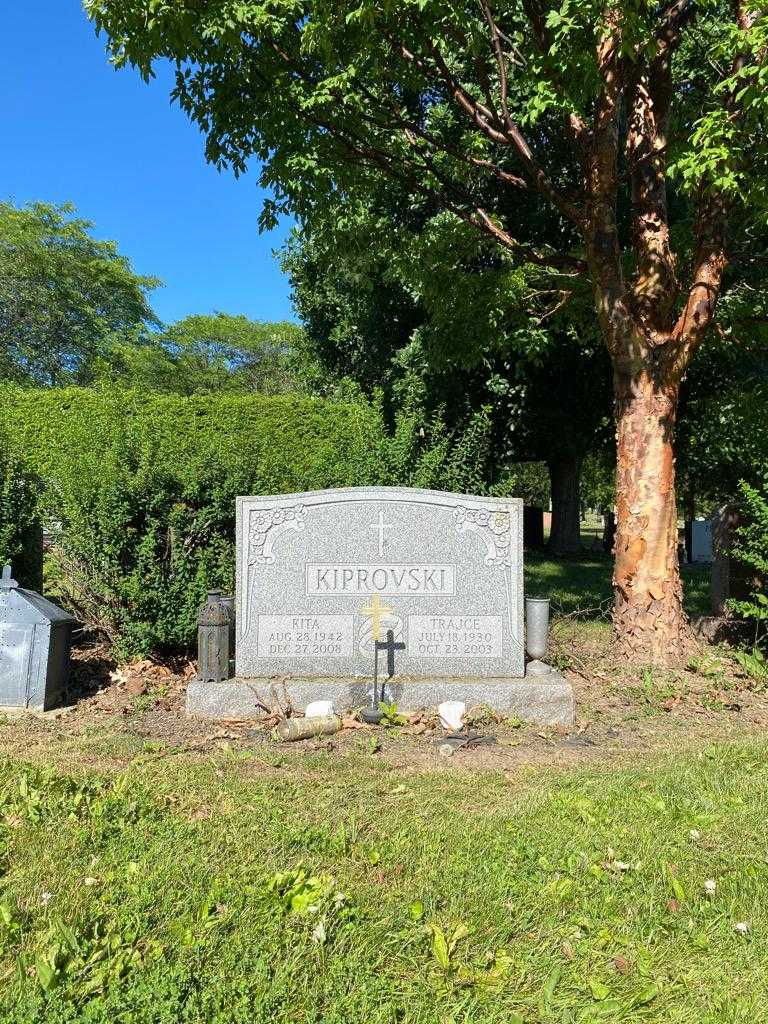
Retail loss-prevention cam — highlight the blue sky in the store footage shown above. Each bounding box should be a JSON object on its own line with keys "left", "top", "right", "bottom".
{"left": 1, "top": 1, "right": 295, "bottom": 325}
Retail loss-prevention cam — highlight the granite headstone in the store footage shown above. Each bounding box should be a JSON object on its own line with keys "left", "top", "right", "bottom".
{"left": 235, "top": 486, "right": 524, "bottom": 679}
{"left": 187, "top": 486, "right": 574, "bottom": 724}
{"left": 690, "top": 519, "right": 713, "bottom": 563}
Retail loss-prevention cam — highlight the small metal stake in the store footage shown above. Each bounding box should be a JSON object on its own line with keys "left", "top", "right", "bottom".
{"left": 373, "top": 628, "right": 406, "bottom": 705}
{"left": 362, "top": 628, "right": 405, "bottom": 724}
{"left": 373, "top": 639, "right": 380, "bottom": 708}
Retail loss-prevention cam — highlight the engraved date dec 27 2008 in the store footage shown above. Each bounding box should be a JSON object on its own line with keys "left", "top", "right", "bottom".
{"left": 257, "top": 615, "right": 354, "bottom": 657}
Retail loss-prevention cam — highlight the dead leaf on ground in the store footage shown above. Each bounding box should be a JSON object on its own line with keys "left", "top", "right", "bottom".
{"left": 613, "top": 955, "right": 630, "bottom": 974}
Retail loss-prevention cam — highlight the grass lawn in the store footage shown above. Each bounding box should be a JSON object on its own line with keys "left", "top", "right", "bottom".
{"left": 0, "top": 737, "right": 766, "bottom": 1022}
{"left": 0, "top": 550, "right": 747, "bottom": 1022}
{"left": 525, "top": 551, "right": 711, "bottom": 621}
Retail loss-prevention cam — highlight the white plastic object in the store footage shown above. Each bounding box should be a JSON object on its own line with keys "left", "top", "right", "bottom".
{"left": 438, "top": 700, "right": 466, "bottom": 732}
{"left": 305, "top": 699, "right": 335, "bottom": 719}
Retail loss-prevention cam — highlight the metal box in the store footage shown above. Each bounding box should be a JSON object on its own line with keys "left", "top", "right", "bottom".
{"left": 0, "top": 566, "right": 76, "bottom": 710}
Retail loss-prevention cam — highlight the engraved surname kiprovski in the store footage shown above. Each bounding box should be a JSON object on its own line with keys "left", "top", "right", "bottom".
{"left": 306, "top": 563, "right": 455, "bottom": 595}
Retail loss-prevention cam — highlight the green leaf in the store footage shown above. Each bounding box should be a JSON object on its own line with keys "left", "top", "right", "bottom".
{"left": 428, "top": 923, "right": 450, "bottom": 970}
{"left": 631, "top": 983, "right": 661, "bottom": 1007}
{"left": 34, "top": 956, "right": 59, "bottom": 992}
{"left": 588, "top": 977, "right": 611, "bottom": 1001}
{"left": 409, "top": 900, "right": 424, "bottom": 921}
{"left": 664, "top": 863, "right": 686, "bottom": 902}
{"left": 541, "top": 965, "right": 561, "bottom": 1004}
{"left": 448, "top": 922, "right": 469, "bottom": 954}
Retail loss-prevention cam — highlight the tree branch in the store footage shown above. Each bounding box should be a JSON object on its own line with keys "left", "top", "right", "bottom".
{"left": 584, "top": 15, "right": 632, "bottom": 363}
{"left": 349, "top": 74, "right": 530, "bottom": 190}
{"left": 398, "top": 33, "right": 584, "bottom": 223}
{"left": 266, "top": 39, "right": 584, "bottom": 274}
{"left": 666, "top": 0, "right": 759, "bottom": 378}
{"left": 478, "top": 0, "right": 513, "bottom": 133}
{"left": 627, "top": 61, "right": 679, "bottom": 335}
{"left": 520, "top": 0, "right": 590, "bottom": 150}
{"left": 625, "top": 0, "right": 696, "bottom": 335}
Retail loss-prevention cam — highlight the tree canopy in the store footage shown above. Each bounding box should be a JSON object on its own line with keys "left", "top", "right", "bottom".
{"left": 86, "top": 0, "right": 768, "bottom": 660}
{"left": 0, "top": 201, "right": 158, "bottom": 385}
{"left": 104, "top": 313, "right": 306, "bottom": 394}
{"left": 284, "top": 195, "right": 613, "bottom": 550}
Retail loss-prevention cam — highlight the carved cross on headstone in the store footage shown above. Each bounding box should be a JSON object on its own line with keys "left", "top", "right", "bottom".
{"left": 369, "top": 508, "right": 392, "bottom": 557}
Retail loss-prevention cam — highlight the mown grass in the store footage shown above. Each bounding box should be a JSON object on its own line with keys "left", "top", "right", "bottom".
{"left": 525, "top": 552, "right": 711, "bottom": 621}
{"left": 0, "top": 740, "right": 766, "bottom": 1022}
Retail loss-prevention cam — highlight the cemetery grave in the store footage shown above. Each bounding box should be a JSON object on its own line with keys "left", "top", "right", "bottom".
{"left": 188, "top": 486, "right": 574, "bottom": 726}
{"left": 0, "top": 509, "right": 765, "bottom": 1021}
{"left": 1, "top": 0, "right": 766, "bottom": 1013}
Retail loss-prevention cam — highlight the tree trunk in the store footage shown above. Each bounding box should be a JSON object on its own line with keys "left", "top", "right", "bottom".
{"left": 613, "top": 370, "right": 690, "bottom": 662}
{"left": 602, "top": 510, "right": 616, "bottom": 554}
{"left": 547, "top": 455, "right": 582, "bottom": 556}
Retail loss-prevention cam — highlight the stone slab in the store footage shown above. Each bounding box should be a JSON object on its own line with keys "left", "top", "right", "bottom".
{"left": 236, "top": 487, "right": 524, "bottom": 680}
{"left": 690, "top": 519, "right": 713, "bottom": 563}
{"left": 186, "top": 673, "right": 575, "bottom": 728}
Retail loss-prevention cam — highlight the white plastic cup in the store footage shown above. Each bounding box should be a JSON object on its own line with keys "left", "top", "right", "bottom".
{"left": 438, "top": 700, "right": 466, "bottom": 732}
{"left": 305, "top": 700, "right": 335, "bottom": 719}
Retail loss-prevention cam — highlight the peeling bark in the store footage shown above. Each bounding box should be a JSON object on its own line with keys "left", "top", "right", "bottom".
{"left": 613, "top": 367, "right": 691, "bottom": 662}
{"left": 548, "top": 456, "right": 582, "bottom": 556}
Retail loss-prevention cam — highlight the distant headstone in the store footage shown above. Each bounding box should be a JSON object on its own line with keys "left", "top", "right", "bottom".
{"left": 186, "top": 487, "right": 574, "bottom": 724}
{"left": 690, "top": 519, "right": 714, "bottom": 562}
{"left": 711, "top": 505, "right": 757, "bottom": 615}
{"left": 0, "top": 566, "right": 76, "bottom": 710}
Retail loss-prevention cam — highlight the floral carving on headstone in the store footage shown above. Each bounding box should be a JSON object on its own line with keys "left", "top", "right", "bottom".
{"left": 248, "top": 505, "right": 306, "bottom": 566}
{"left": 242, "top": 505, "right": 306, "bottom": 640}
{"left": 454, "top": 506, "right": 513, "bottom": 567}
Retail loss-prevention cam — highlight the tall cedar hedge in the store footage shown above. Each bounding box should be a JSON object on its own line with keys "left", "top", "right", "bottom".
{"left": 1, "top": 387, "right": 387, "bottom": 657}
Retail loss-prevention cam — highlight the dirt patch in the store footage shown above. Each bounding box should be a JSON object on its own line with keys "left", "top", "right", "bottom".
{"left": 0, "top": 634, "right": 765, "bottom": 776}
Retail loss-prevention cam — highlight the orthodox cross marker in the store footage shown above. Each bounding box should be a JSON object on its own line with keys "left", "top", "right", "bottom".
{"left": 376, "top": 628, "right": 406, "bottom": 679}
{"left": 369, "top": 508, "right": 392, "bottom": 557}
{"left": 359, "top": 593, "right": 392, "bottom": 642}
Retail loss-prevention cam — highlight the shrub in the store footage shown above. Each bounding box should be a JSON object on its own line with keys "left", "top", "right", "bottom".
{"left": 732, "top": 472, "right": 768, "bottom": 651}
{"left": 0, "top": 435, "right": 39, "bottom": 587}
{"left": 3, "top": 387, "right": 386, "bottom": 657}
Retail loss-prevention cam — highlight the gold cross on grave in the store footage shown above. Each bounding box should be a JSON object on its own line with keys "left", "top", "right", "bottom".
{"left": 359, "top": 593, "right": 392, "bottom": 642}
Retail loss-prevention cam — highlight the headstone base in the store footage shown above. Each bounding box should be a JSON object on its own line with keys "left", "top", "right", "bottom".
{"left": 186, "top": 670, "right": 574, "bottom": 727}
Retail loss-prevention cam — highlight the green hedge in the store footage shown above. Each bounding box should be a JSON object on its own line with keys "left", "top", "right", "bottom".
{"left": 732, "top": 473, "right": 768, "bottom": 652}
{"left": 0, "top": 440, "right": 40, "bottom": 589}
{"left": 1, "top": 387, "right": 387, "bottom": 657}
